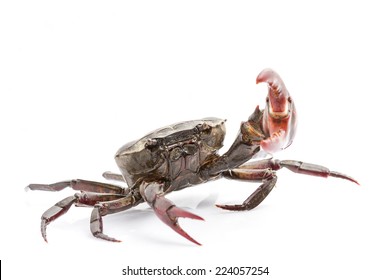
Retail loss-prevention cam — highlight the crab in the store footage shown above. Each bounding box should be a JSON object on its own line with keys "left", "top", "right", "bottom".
{"left": 27, "top": 69, "right": 358, "bottom": 245}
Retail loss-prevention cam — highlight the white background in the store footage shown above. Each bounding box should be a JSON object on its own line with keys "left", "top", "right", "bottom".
{"left": 1, "top": 1, "right": 389, "bottom": 279}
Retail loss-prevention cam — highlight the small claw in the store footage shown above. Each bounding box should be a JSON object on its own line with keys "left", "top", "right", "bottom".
{"left": 142, "top": 181, "right": 204, "bottom": 245}
{"left": 165, "top": 206, "right": 204, "bottom": 246}
{"left": 167, "top": 220, "right": 203, "bottom": 246}
{"left": 154, "top": 202, "right": 204, "bottom": 245}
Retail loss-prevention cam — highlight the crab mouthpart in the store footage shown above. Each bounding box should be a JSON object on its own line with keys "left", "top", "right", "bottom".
{"left": 256, "top": 68, "right": 290, "bottom": 118}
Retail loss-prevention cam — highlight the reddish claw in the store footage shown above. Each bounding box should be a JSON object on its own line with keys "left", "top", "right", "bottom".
{"left": 153, "top": 195, "right": 204, "bottom": 245}
{"left": 256, "top": 68, "right": 297, "bottom": 153}
{"left": 166, "top": 206, "right": 204, "bottom": 246}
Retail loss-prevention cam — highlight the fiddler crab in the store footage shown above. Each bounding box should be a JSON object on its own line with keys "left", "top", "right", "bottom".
{"left": 27, "top": 69, "right": 358, "bottom": 245}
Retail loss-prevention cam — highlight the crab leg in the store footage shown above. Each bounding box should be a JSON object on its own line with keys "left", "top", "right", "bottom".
{"left": 27, "top": 179, "right": 125, "bottom": 194}
{"left": 140, "top": 180, "right": 204, "bottom": 245}
{"left": 40, "top": 195, "right": 77, "bottom": 242}
{"left": 234, "top": 158, "right": 358, "bottom": 185}
{"left": 102, "top": 171, "right": 126, "bottom": 182}
{"left": 218, "top": 158, "right": 358, "bottom": 211}
{"left": 39, "top": 192, "right": 125, "bottom": 242}
{"left": 278, "top": 160, "right": 359, "bottom": 185}
{"left": 217, "top": 175, "right": 277, "bottom": 211}
{"left": 27, "top": 179, "right": 132, "bottom": 242}
{"left": 90, "top": 194, "right": 141, "bottom": 242}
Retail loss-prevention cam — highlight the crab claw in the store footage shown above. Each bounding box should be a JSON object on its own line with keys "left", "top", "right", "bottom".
{"left": 165, "top": 206, "right": 204, "bottom": 246}
{"left": 256, "top": 69, "right": 290, "bottom": 116}
{"left": 256, "top": 69, "right": 297, "bottom": 153}
{"left": 153, "top": 195, "right": 204, "bottom": 246}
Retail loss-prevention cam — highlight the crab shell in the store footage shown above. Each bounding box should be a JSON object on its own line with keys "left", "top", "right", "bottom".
{"left": 115, "top": 118, "right": 226, "bottom": 188}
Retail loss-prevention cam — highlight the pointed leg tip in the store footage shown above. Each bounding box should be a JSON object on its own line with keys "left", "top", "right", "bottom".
{"left": 339, "top": 176, "right": 360, "bottom": 186}
{"left": 102, "top": 237, "right": 122, "bottom": 243}
{"left": 330, "top": 171, "right": 360, "bottom": 186}
{"left": 112, "top": 239, "right": 122, "bottom": 243}
{"left": 193, "top": 240, "right": 202, "bottom": 246}
{"left": 344, "top": 175, "right": 360, "bottom": 186}
{"left": 42, "top": 232, "right": 48, "bottom": 243}
{"left": 351, "top": 179, "right": 360, "bottom": 186}
{"left": 347, "top": 175, "right": 360, "bottom": 185}
{"left": 172, "top": 224, "right": 202, "bottom": 246}
{"left": 215, "top": 204, "right": 240, "bottom": 211}
{"left": 111, "top": 236, "right": 122, "bottom": 243}
{"left": 183, "top": 234, "right": 202, "bottom": 246}
{"left": 103, "top": 236, "right": 122, "bottom": 243}
{"left": 187, "top": 234, "right": 202, "bottom": 246}
{"left": 215, "top": 204, "right": 228, "bottom": 209}
{"left": 92, "top": 231, "right": 122, "bottom": 243}
{"left": 41, "top": 220, "right": 48, "bottom": 242}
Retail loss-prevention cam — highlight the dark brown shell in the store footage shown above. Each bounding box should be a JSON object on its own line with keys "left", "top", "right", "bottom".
{"left": 114, "top": 118, "right": 226, "bottom": 183}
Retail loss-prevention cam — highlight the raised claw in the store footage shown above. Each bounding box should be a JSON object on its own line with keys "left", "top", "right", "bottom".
{"left": 216, "top": 176, "right": 276, "bottom": 211}
{"left": 256, "top": 68, "right": 297, "bottom": 153}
